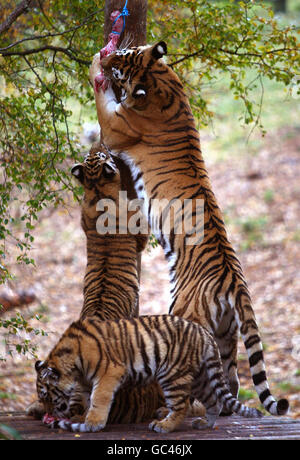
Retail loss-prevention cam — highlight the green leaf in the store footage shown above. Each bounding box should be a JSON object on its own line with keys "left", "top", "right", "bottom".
{"left": 0, "top": 423, "right": 23, "bottom": 440}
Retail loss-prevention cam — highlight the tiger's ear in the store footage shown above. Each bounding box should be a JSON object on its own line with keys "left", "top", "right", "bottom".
{"left": 103, "top": 161, "right": 117, "bottom": 179}
{"left": 152, "top": 41, "right": 167, "bottom": 60}
{"left": 35, "top": 360, "right": 45, "bottom": 372}
{"left": 71, "top": 164, "right": 84, "bottom": 184}
{"left": 132, "top": 84, "right": 147, "bottom": 98}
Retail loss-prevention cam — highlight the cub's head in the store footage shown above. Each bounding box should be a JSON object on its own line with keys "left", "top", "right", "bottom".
{"left": 101, "top": 41, "right": 181, "bottom": 112}
{"left": 34, "top": 359, "right": 81, "bottom": 419}
{"left": 71, "top": 146, "right": 119, "bottom": 192}
{"left": 72, "top": 146, "right": 121, "bottom": 224}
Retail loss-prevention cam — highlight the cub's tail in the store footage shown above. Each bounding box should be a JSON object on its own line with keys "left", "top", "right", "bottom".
{"left": 205, "top": 348, "right": 263, "bottom": 418}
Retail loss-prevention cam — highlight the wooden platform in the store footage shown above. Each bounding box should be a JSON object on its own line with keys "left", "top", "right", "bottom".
{"left": 0, "top": 412, "right": 299, "bottom": 440}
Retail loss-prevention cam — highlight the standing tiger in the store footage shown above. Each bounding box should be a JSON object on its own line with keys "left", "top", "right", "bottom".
{"left": 34, "top": 314, "right": 263, "bottom": 433}
{"left": 88, "top": 41, "right": 289, "bottom": 416}
{"left": 72, "top": 142, "right": 148, "bottom": 321}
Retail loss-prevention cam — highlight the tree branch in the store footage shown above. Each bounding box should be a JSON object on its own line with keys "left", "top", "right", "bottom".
{"left": 170, "top": 48, "right": 205, "bottom": 67}
{"left": 1, "top": 44, "right": 91, "bottom": 66}
{"left": 170, "top": 45, "right": 298, "bottom": 68}
{"left": 0, "top": 0, "right": 34, "bottom": 36}
{"left": 0, "top": 8, "right": 104, "bottom": 52}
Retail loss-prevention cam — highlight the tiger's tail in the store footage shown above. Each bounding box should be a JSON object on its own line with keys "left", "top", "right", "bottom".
{"left": 205, "top": 343, "right": 263, "bottom": 418}
{"left": 236, "top": 293, "right": 289, "bottom": 416}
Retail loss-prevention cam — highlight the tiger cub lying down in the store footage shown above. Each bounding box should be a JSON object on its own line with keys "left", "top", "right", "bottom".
{"left": 35, "top": 314, "right": 262, "bottom": 433}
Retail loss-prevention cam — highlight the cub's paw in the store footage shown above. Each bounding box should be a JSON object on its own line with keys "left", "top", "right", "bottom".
{"left": 26, "top": 400, "right": 44, "bottom": 419}
{"left": 89, "top": 53, "right": 101, "bottom": 84}
{"left": 84, "top": 421, "right": 105, "bottom": 433}
{"left": 149, "top": 419, "right": 172, "bottom": 434}
{"left": 55, "top": 420, "right": 105, "bottom": 433}
{"left": 155, "top": 406, "right": 170, "bottom": 420}
{"left": 85, "top": 411, "right": 106, "bottom": 432}
{"left": 192, "top": 416, "right": 216, "bottom": 430}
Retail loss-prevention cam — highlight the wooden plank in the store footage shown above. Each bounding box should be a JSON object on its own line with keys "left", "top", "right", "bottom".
{"left": 0, "top": 412, "right": 299, "bottom": 440}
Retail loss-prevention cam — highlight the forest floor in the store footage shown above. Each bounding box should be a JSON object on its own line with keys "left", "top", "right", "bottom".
{"left": 0, "top": 127, "right": 299, "bottom": 418}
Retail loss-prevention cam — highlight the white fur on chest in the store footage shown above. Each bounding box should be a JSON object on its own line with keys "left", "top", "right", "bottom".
{"left": 117, "top": 152, "right": 174, "bottom": 254}
{"left": 118, "top": 152, "right": 149, "bottom": 221}
{"left": 116, "top": 152, "right": 176, "bottom": 307}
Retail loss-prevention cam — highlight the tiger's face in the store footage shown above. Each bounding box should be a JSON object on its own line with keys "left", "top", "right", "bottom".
{"left": 71, "top": 148, "right": 119, "bottom": 190}
{"left": 35, "top": 360, "right": 75, "bottom": 418}
{"left": 101, "top": 41, "right": 170, "bottom": 111}
{"left": 35, "top": 360, "right": 87, "bottom": 420}
{"left": 71, "top": 148, "right": 121, "bottom": 225}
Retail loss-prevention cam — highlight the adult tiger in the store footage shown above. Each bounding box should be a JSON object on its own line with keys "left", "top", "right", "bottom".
{"left": 35, "top": 314, "right": 262, "bottom": 433}
{"left": 88, "top": 41, "right": 289, "bottom": 416}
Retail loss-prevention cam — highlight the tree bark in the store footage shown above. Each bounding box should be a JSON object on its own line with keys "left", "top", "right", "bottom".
{"left": 103, "top": 0, "right": 148, "bottom": 313}
{"left": 0, "top": 0, "right": 34, "bottom": 36}
{"left": 104, "top": 0, "right": 148, "bottom": 47}
{"left": 273, "top": 0, "right": 286, "bottom": 13}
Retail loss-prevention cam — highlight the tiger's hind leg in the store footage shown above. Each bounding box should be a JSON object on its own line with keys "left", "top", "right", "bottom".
{"left": 192, "top": 389, "right": 221, "bottom": 430}
{"left": 149, "top": 376, "right": 191, "bottom": 433}
{"left": 155, "top": 398, "right": 205, "bottom": 420}
{"left": 149, "top": 397, "right": 189, "bottom": 433}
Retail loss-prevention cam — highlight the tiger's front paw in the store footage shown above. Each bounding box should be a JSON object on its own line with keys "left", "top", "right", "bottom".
{"left": 85, "top": 410, "right": 106, "bottom": 432}
{"left": 155, "top": 406, "right": 170, "bottom": 420}
{"left": 149, "top": 419, "right": 173, "bottom": 434}
{"left": 89, "top": 53, "right": 101, "bottom": 85}
{"left": 192, "top": 415, "right": 216, "bottom": 430}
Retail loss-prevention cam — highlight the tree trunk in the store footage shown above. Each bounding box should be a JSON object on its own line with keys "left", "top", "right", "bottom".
{"left": 104, "top": 0, "right": 148, "bottom": 47}
{"left": 103, "top": 0, "right": 148, "bottom": 314}
{"left": 273, "top": 0, "right": 287, "bottom": 12}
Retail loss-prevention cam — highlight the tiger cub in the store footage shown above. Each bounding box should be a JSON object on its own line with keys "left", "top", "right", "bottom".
{"left": 72, "top": 142, "right": 148, "bottom": 320}
{"left": 88, "top": 41, "right": 289, "bottom": 416}
{"left": 35, "top": 314, "right": 262, "bottom": 433}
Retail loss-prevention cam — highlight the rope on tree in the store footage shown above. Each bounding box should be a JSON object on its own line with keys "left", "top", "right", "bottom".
{"left": 95, "top": 1, "right": 130, "bottom": 92}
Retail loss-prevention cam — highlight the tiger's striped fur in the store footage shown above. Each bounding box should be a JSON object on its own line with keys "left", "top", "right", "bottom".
{"left": 35, "top": 314, "right": 263, "bottom": 433}
{"left": 88, "top": 41, "right": 289, "bottom": 416}
{"left": 72, "top": 143, "right": 148, "bottom": 320}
